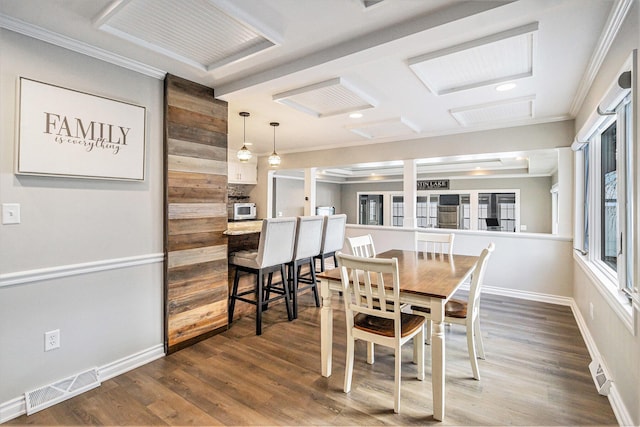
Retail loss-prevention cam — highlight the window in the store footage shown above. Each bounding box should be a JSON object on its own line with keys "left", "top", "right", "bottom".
{"left": 392, "top": 195, "right": 404, "bottom": 227}
{"left": 579, "top": 95, "right": 633, "bottom": 295}
{"left": 478, "top": 192, "right": 516, "bottom": 232}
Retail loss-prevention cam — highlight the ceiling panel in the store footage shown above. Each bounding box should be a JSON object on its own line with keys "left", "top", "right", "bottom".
{"left": 273, "top": 77, "right": 376, "bottom": 118}
{"left": 450, "top": 95, "right": 535, "bottom": 127}
{"left": 348, "top": 117, "right": 419, "bottom": 139}
{"left": 409, "top": 23, "right": 538, "bottom": 95}
{"left": 95, "top": 0, "right": 276, "bottom": 71}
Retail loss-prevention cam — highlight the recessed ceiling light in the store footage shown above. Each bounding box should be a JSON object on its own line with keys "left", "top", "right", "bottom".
{"left": 496, "top": 82, "right": 517, "bottom": 92}
{"left": 349, "top": 112, "right": 363, "bottom": 118}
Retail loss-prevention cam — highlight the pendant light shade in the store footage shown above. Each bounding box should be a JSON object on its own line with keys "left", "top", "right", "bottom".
{"left": 268, "top": 122, "right": 281, "bottom": 167}
{"left": 237, "top": 112, "right": 252, "bottom": 162}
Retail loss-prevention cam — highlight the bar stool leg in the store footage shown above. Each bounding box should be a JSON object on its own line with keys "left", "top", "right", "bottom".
{"left": 281, "top": 264, "right": 293, "bottom": 321}
{"left": 290, "top": 261, "right": 299, "bottom": 319}
{"left": 229, "top": 268, "right": 241, "bottom": 325}
{"left": 309, "top": 259, "right": 320, "bottom": 307}
{"left": 256, "top": 270, "right": 263, "bottom": 335}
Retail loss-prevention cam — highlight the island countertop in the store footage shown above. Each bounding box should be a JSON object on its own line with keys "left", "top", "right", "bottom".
{"left": 224, "top": 220, "right": 263, "bottom": 235}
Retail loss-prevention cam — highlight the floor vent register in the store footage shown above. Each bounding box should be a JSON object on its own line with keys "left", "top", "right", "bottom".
{"left": 24, "top": 368, "right": 100, "bottom": 415}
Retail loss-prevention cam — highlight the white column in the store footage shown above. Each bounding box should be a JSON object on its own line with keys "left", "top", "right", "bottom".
{"left": 304, "top": 167, "right": 317, "bottom": 216}
{"left": 403, "top": 160, "right": 417, "bottom": 228}
{"left": 266, "top": 169, "right": 275, "bottom": 218}
{"left": 557, "top": 147, "right": 573, "bottom": 237}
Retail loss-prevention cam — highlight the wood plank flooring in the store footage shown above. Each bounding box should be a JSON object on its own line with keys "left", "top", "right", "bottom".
{"left": 7, "top": 292, "right": 617, "bottom": 426}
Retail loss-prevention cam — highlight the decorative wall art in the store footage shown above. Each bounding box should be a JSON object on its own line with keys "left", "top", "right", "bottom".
{"left": 17, "top": 78, "right": 146, "bottom": 181}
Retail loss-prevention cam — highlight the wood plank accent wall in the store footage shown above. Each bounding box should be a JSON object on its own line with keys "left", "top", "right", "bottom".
{"left": 164, "top": 74, "right": 228, "bottom": 354}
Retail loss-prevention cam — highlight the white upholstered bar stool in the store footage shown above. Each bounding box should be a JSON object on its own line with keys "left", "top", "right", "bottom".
{"left": 412, "top": 242, "right": 495, "bottom": 380}
{"left": 414, "top": 232, "right": 454, "bottom": 257}
{"left": 314, "top": 214, "right": 347, "bottom": 272}
{"left": 288, "top": 215, "right": 324, "bottom": 319}
{"left": 347, "top": 234, "right": 376, "bottom": 257}
{"left": 336, "top": 252, "right": 425, "bottom": 414}
{"left": 229, "top": 217, "right": 297, "bottom": 335}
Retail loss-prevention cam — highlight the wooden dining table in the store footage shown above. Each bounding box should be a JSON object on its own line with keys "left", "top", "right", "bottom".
{"left": 317, "top": 249, "right": 479, "bottom": 421}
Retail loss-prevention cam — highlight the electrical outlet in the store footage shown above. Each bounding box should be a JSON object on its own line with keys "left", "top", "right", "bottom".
{"left": 589, "top": 302, "right": 594, "bottom": 320}
{"left": 45, "top": 329, "right": 60, "bottom": 351}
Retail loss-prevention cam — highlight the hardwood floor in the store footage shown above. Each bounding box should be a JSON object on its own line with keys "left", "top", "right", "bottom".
{"left": 8, "top": 292, "right": 617, "bottom": 426}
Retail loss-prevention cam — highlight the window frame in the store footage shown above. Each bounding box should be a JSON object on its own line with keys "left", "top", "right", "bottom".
{"left": 577, "top": 94, "right": 635, "bottom": 331}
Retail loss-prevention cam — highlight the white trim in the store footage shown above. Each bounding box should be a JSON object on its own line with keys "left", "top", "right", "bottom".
{"left": 0, "top": 14, "right": 166, "bottom": 79}
{"left": 569, "top": 299, "right": 633, "bottom": 427}
{"left": 0, "top": 344, "right": 165, "bottom": 423}
{"left": 573, "top": 251, "right": 635, "bottom": 334}
{"left": 568, "top": 0, "right": 633, "bottom": 116}
{"left": 345, "top": 223, "right": 573, "bottom": 242}
{"left": 480, "top": 284, "right": 573, "bottom": 306}
{"left": 0, "top": 396, "right": 26, "bottom": 424}
{"left": 0, "top": 253, "right": 164, "bottom": 288}
{"left": 98, "top": 344, "right": 165, "bottom": 382}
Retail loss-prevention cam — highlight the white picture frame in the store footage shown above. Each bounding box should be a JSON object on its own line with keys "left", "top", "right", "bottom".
{"left": 17, "top": 78, "right": 146, "bottom": 181}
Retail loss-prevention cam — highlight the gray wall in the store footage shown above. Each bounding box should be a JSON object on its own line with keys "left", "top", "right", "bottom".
{"left": 274, "top": 178, "right": 342, "bottom": 217}
{"left": 0, "top": 30, "right": 164, "bottom": 403}
{"left": 572, "top": 2, "right": 640, "bottom": 425}
{"left": 339, "top": 176, "right": 552, "bottom": 233}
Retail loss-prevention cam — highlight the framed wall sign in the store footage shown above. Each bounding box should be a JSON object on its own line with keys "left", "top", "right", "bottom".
{"left": 17, "top": 78, "right": 146, "bottom": 181}
{"left": 417, "top": 179, "right": 449, "bottom": 190}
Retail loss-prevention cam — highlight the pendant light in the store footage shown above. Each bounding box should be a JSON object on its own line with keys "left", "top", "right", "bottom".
{"left": 237, "top": 111, "right": 252, "bottom": 162}
{"left": 268, "top": 122, "right": 281, "bottom": 167}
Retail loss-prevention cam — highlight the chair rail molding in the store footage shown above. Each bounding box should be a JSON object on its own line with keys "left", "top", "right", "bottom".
{"left": 0, "top": 253, "right": 164, "bottom": 288}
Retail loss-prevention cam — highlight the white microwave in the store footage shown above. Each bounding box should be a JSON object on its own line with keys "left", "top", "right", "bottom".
{"left": 233, "top": 203, "right": 256, "bottom": 221}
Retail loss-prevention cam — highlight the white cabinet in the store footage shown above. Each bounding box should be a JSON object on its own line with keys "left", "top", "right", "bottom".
{"left": 228, "top": 152, "right": 257, "bottom": 184}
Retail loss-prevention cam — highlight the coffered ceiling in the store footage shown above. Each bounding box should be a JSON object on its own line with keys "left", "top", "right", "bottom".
{"left": 0, "top": 0, "right": 625, "bottom": 168}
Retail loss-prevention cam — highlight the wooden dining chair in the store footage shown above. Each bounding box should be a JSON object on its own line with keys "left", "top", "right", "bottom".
{"left": 347, "top": 234, "right": 376, "bottom": 257}
{"left": 336, "top": 252, "right": 425, "bottom": 414}
{"left": 229, "top": 217, "right": 297, "bottom": 335}
{"left": 412, "top": 242, "right": 495, "bottom": 380}
{"left": 414, "top": 232, "right": 454, "bottom": 257}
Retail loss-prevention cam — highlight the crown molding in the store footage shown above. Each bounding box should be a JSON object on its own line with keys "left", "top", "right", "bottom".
{"left": 568, "top": 0, "right": 634, "bottom": 116}
{"left": 0, "top": 13, "right": 166, "bottom": 79}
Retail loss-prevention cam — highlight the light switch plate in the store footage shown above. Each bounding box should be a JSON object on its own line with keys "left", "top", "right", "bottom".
{"left": 2, "top": 203, "right": 21, "bottom": 224}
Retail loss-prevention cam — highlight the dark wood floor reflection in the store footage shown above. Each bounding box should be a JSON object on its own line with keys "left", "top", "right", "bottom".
{"left": 8, "top": 292, "right": 617, "bottom": 426}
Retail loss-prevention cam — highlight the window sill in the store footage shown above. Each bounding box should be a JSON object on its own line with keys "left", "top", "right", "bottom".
{"left": 573, "top": 251, "right": 635, "bottom": 335}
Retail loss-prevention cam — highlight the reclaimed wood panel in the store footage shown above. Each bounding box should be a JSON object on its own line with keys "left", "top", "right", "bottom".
{"left": 167, "top": 245, "right": 227, "bottom": 269}
{"left": 165, "top": 74, "right": 228, "bottom": 353}
{"left": 167, "top": 123, "right": 227, "bottom": 148}
{"left": 167, "top": 138, "right": 227, "bottom": 160}
{"left": 168, "top": 155, "right": 227, "bottom": 175}
{"left": 168, "top": 203, "right": 227, "bottom": 220}
{"left": 167, "top": 300, "right": 228, "bottom": 344}
{"left": 168, "top": 217, "right": 227, "bottom": 237}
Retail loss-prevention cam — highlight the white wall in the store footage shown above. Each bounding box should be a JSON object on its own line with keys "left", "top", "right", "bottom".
{"left": 343, "top": 225, "right": 574, "bottom": 298}
{"left": 0, "top": 29, "right": 164, "bottom": 414}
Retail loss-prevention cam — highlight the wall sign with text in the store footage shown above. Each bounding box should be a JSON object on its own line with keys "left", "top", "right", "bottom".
{"left": 17, "top": 78, "right": 146, "bottom": 181}
{"left": 417, "top": 179, "right": 449, "bottom": 190}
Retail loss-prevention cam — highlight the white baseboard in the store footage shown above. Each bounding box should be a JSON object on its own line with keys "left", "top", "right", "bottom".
{"left": 98, "top": 344, "right": 165, "bottom": 382}
{"left": 569, "top": 300, "right": 632, "bottom": 427}
{"left": 0, "top": 344, "right": 164, "bottom": 424}
{"left": 481, "top": 284, "right": 574, "bottom": 306}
